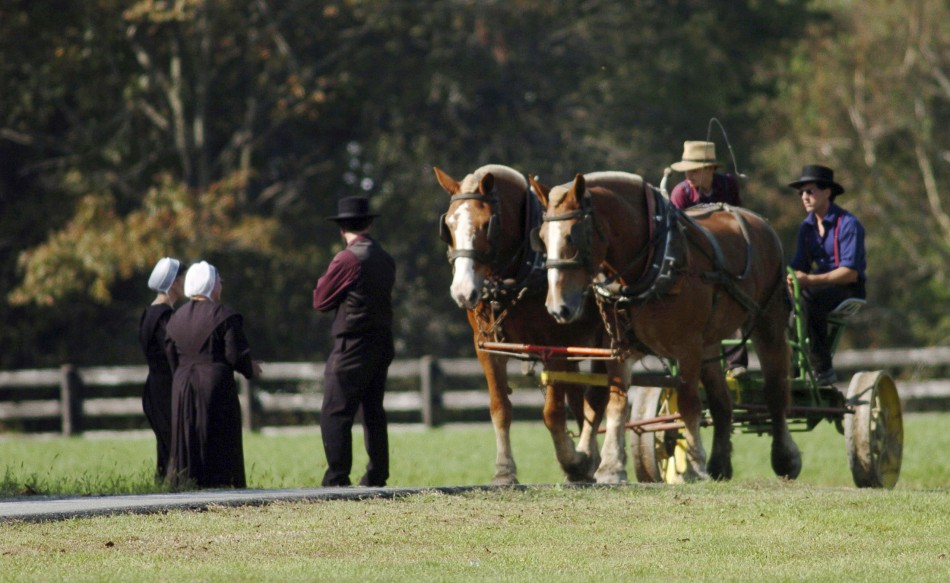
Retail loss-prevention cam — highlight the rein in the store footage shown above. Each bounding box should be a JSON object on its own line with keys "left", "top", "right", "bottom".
{"left": 594, "top": 186, "right": 683, "bottom": 300}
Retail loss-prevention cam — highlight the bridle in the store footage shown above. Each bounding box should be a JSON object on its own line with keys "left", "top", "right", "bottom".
{"left": 439, "top": 190, "right": 501, "bottom": 267}
{"left": 530, "top": 190, "right": 600, "bottom": 274}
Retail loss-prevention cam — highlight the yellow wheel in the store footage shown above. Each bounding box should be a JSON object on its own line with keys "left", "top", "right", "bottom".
{"left": 844, "top": 371, "right": 903, "bottom": 488}
{"left": 630, "top": 386, "right": 688, "bottom": 484}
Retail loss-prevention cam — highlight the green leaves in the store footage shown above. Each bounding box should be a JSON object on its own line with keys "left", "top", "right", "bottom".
{"left": 9, "top": 172, "right": 277, "bottom": 305}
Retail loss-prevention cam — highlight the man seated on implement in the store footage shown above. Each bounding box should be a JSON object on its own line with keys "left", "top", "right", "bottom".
{"left": 786, "top": 164, "right": 867, "bottom": 385}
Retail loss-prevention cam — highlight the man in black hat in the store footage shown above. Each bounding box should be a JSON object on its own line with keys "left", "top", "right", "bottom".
{"left": 313, "top": 196, "right": 396, "bottom": 487}
{"left": 786, "top": 165, "right": 866, "bottom": 384}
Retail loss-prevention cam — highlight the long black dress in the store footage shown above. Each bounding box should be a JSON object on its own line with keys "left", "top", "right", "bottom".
{"left": 164, "top": 300, "right": 255, "bottom": 489}
{"left": 138, "top": 304, "right": 175, "bottom": 479}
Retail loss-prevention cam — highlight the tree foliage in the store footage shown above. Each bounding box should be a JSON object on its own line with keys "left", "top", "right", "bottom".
{"left": 1, "top": 0, "right": 945, "bottom": 369}
{"left": 754, "top": 0, "right": 950, "bottom": 346}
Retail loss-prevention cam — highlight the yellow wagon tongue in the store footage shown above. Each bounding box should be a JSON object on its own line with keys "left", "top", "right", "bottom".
{"left": 540, "top": 370, "right": 610, "bottom": 387}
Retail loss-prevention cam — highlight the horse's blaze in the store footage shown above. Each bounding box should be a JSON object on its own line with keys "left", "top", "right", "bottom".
{"left": 447, "top": 205, "right": 483, "bottom": 309}
{"left": 544, "top": 220, "right": 586, "bottom": 322}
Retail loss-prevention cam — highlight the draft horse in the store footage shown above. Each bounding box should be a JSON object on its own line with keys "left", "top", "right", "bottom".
{"left": 434, "top": 164, "right": 625, "bottom": 484}
{"left": 531, "top": 171, "right": 801, "bottom": 481}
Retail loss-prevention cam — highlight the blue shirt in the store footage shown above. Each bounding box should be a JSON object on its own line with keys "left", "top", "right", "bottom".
{"left": 789, "top": 202, "right": 866, "bottom": 280}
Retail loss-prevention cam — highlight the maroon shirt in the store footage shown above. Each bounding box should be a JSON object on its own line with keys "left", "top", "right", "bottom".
{"left": 670, "top": 173, "right": 742, "bottom": 209}
{"left": 313, "top": 241, "right": 362, "bottom": 312}
{"left": 313, "top": 234, "right": 395, "bottom": 337}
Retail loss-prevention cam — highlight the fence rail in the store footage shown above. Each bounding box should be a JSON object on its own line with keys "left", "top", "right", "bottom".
{"left": 1, "top": 347, "right": 949, "bottom": 436}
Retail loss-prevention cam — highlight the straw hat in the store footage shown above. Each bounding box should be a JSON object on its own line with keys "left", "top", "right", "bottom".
{"left": 670, "top": 141, "right": 720, "bottom": 172}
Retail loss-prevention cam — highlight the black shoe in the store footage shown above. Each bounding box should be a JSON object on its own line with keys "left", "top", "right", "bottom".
{"left": 358, "top": 474, "right": 386, "bottom": 487}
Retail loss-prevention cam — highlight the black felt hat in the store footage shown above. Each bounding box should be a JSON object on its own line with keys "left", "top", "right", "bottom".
{"left": 326, "top": 196, "right": 380, "bottom": 222}
{"left": 788, "top": 165, "right": 845, "bottom": 196}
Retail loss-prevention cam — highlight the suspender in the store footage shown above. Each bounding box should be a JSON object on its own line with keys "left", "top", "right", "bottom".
{"left": 833, "top": 215, "right": 841, "bottom": 267}
{"left": 806, "top": 214, "right": 843, "bottom": 268}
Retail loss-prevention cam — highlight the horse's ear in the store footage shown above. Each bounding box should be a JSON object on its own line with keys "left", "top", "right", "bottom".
{"left": 568, "top": 173, "right": 587, "bottom": 206}
{"left": 433, "top": 167, "right": 460, "bottom": 195}
{"left": 529, "top": 175, "right": 549, "bottom": 208}
{"left": 479, "top": 172, "right": 495, "bottom": 195}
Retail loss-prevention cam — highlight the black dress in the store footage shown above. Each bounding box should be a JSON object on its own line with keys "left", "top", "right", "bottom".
{"left": 138, "top": 303, "right": 175, "bottom": 479}
{"left": 164, "top": 300, "right": 255, "bottom": 489}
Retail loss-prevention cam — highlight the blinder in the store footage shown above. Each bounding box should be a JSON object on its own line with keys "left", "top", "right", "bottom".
{"left": 529, "top": 225, "right": 544, "bottom": 253}
{"left": 540, "top": 196, "right": 598, "bottom": 272}
{"left": 438, "top": 190, "right": 501, "bottom": 266}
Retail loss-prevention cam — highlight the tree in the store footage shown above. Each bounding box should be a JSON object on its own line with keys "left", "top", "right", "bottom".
{"left": 0, "top": 0, "right": 830, "bottom": 368}
{"left": 754, "top": 0, "right": 950, "bottom": 346}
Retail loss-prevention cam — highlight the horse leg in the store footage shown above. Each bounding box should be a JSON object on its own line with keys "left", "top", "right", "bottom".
{"left": 476, "top": 347, "right": 518, "bottom": 485}
{"left": 542, "top": 361, "right": 597, "bottom": 483}
{"left": 753, "top": 302, "right": 802, "bottom": 479}
{"left": 676, "top": 356, "right": 710, "bottom": 481}
{"left": 700, "top": 354, "right": 734, "bottom": 480}
{"left": 594, "top": 359, "right": 631, "bottom": 484}
{"left": 577, "top": 360, "right": 609, "bottom": 472}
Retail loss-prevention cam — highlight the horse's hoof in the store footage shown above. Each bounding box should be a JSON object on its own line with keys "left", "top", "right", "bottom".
{"left": 594, "top": 470, "right": 628, "bottom": 485}
{"left": 708, "top": 457, "right": 733, "bottom": 481}
{"left": 563, "top": 468, "right": 594, "bottom": 484}
{"left": 562, "top": 453, "right": 596, "bottom": 483}
{"left": 771, "top": 443, "right": 802, "bottom": 480}
{"left": 490, "top": 473, "right": 519, "bottom": 486}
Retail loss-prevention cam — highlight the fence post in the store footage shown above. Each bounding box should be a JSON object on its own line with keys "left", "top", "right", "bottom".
{"left": 238, "top": 375, "right": 257, "bottom": 432}
{"left": 419, "top": 355, "right": 443, "bottom": 427}
{"left": 60, "top": 364, "right": 84, "bottom": 436}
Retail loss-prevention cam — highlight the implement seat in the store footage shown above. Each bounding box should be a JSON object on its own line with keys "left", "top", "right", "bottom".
{"left": 827, "top": 297, "right": 866, "bottom": 356}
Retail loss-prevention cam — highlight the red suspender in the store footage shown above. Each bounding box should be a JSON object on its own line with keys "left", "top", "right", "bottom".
{"left": 833, "top": 215, "right": 842, "bottom": 267}
{"left": 804, "top": 214, "right": 843, "bottom": 268}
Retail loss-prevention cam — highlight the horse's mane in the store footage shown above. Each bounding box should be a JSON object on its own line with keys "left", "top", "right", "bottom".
{"left": 584, "top": 171, "right": 644, "bottom": 186}
{"left": 461, "top": 164, "right": 527, "bottom": 192}
{"left": 550, "top": 171, "right": 645, "bottom": 206}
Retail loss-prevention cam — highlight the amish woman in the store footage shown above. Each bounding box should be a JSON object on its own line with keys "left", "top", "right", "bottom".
{"left": 164, "top": 261, "right": 262, "bottom": 489}
{"left": 138, "top": 257, "right": 184, "bottom": 479}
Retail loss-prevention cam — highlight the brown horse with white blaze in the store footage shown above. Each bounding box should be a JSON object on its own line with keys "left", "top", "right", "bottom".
{"left": 531, "top": 171, "right": 801, "bottom": 481}
{"left": 434, "top": 164, "right": 625, "bottom": 484}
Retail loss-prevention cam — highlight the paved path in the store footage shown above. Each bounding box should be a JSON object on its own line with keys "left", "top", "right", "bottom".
{"left": 0, "top": 485, "right": 497, "bottom": 523}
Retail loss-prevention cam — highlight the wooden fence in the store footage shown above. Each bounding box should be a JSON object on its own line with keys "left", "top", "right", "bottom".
{"left": 1, "top": 347, "right": 949, "bottom": 436}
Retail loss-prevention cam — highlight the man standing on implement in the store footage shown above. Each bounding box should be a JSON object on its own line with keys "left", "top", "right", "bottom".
{"left": 313, "top": 196, "right": 396, "bottom": 487}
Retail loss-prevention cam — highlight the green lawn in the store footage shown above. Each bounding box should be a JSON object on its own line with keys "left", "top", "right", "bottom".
{"left": 0, "top": 412, "right": 946, "bottom": 495}
{"left": 1, "top": 414, "right": 948, "bottom": 582}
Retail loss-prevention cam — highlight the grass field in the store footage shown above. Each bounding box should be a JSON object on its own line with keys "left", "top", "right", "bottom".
{"left": 1, "top": 413, "right": 948, "bottom": 582}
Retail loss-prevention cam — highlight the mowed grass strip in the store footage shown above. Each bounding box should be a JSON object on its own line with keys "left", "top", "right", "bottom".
{"left": 0, "top": 413, "right": 948, "bottom": 581}
{"left": 1, "top": 485, "right": 948, "bottom": 582}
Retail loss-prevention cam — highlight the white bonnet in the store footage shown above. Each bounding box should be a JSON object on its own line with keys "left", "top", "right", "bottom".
{"left": 148, "top": 257, "right": 181, "bottom": 293}
{"left": 184, "top": 261, "right": 218, "bottom": 298}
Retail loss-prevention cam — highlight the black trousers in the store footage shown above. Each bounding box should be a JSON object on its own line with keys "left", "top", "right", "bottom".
{"left": 320, "top": 332, "right": 394, "bottom": 487}
{"left": 800, "top": 282, "right": 865, "bottom": 373}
